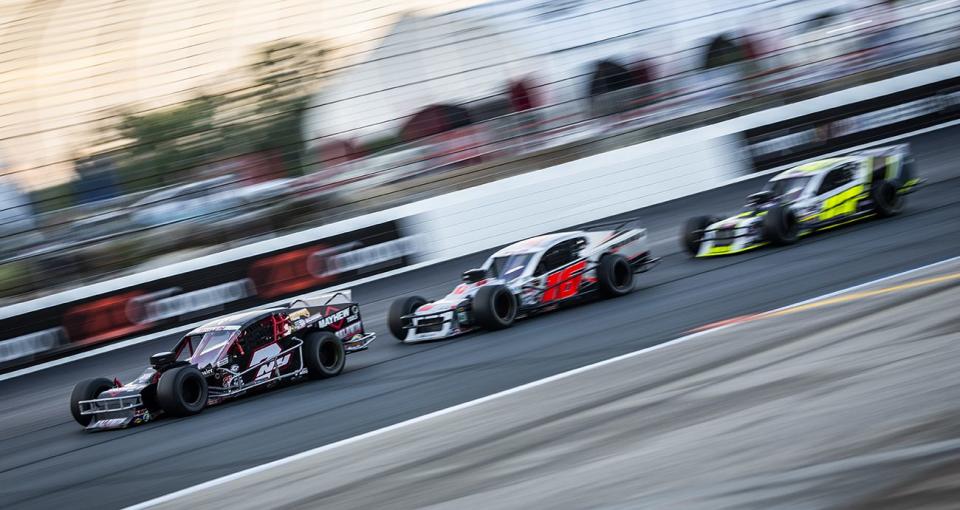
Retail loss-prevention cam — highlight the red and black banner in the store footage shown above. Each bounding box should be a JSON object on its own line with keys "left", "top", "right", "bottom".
{"left": 742, "top": 76, "right": 960, "bottom": 172}
{"left": 0, "top": 220, "right": 420, "bottom": 371}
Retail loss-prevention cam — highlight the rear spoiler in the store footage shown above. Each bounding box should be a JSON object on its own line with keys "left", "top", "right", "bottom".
{"left": 851, "top": 142, "right": 911, "bottom": 158}
{"left": 288, "top": 289, "right": 353, "bottom": 308}
{"left": 580, "top": 216, "right": 644, "bottom": 234}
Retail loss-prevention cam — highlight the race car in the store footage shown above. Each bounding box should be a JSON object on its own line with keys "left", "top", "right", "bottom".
{"left": 388, "top": 218, "right": 659, "bottom": 343}
{"left": 683, "top": 144, "right": 922, "bottom": 257}
{"left": 69, "top": 291, "right": 375, "bottom": 431}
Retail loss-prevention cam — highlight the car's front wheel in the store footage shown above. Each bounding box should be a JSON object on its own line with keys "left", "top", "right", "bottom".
{"left": 157, "top": 365, "right": 208, "bottom": 417}
{"left": 682, "top": 216, "right": 715, "bottom": 256}
{"left": 762, "top": 205, "right": 799, "bottom": 245}
{"left": 70, "top": 377, "right": 114, "bottom": 426}
{"left": 388, "top": 296, "right": 427, "bottom": 341}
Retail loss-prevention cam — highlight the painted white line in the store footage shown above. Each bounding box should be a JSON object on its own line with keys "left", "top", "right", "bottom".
{"left": 126, "top": 254, "right": 960, "bottom": 509}
{"left": 3, "top": 119, "right": 957, "bottom": 382}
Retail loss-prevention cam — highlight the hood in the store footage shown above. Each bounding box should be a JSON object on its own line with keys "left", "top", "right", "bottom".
{"left": 414, "top": 278, "right": 506, "bottom": 314}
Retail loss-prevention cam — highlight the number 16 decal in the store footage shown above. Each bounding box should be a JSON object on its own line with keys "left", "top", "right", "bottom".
{"left": 542, "top": 261, "right": 587, "bottom": 302}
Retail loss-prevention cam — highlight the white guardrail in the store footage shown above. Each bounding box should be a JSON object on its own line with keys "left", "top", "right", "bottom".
{"left": 2, "top": 60, "right": 958, "bottom": 323}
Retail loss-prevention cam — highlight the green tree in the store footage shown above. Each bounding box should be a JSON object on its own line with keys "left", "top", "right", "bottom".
{"left": 112, "top": 95, "right": 223, "bottom": 191}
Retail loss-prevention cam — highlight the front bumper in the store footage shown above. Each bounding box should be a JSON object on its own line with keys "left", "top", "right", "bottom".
{"left": 401, "top": 310, "right": 463, "bottom": 343}
{"left": 79, "top": 394, "right": 154, "bottom": 431}
{"left": 696, "top": 228, "right": 766, "bottom": 257}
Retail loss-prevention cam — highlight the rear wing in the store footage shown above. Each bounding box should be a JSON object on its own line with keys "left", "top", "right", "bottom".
{"left": 851, "top": 143, "right": 911, "bottom": 159}
{"left": 853, "top": 143, "right": 921, "bottom": 189}
{"left": 287, "top": 289, "right": 354, "bottom": 308}
{"left": 580, "top": 216, "right": 644, "bottom": 234}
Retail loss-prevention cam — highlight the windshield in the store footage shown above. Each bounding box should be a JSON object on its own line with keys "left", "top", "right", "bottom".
{"left": 488, "top": 253, "right": 534, "bottom": 280}
{"left": 187, "top": 330, "right": 236, "bottom": 368}
{"left": 764, "top": 176, "right": 811, "bottom": 201}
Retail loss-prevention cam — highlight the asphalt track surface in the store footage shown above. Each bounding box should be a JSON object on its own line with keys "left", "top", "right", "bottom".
{"left": 1, "top": 126, "right": 959, "bottom": 509}
{"left": 151, "top": 257, "right": 960, "bottom": 510}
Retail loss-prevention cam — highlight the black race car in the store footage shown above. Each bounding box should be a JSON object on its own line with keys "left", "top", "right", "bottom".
{"left": 69, "top": 291, "right": 375, "bottom": 431}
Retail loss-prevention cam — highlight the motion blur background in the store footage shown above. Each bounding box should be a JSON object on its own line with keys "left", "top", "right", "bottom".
{"left": 0, "top": 0, "right": 956, "bottom": 306}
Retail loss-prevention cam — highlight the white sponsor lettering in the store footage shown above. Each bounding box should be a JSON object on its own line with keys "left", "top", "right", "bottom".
{"left": 308, "top": 236, "right": 421, "bottom": 278}
{"left": 0, "top": 328, "right": 67, "bottom": 362}
{"left": 312, "top": 307, "right": 353, "bottom": 328}
{"left": 250, "top": 343, "right": 291, "bottom": 380}
{"left": 138, "top": 279, "right": 255, "bottom": 322}
{"left": 750, "top": 91, "right": 960, "bottom": 157}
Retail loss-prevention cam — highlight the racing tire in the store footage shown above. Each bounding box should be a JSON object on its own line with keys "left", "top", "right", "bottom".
{"left": 303, "top": 331, "right": 346, "bottom": 379}
{"left": 473, "top": 285, "right": 517, "bottom": 330}
{"left": 70, "top": 377, "right": 114, "bottom": 426}
{"left": 682, "top": 216, "right": 714, "bottom": 256}
{"left": 388, "top": 296, "right": 427, "bottom": 341}
{"left": 762, "top": 205, "right": 799, "bottom": 246}
{"left": 871, "top": 180, "right": 904, "bottom": 218}
{"left": 157, "top": 365, "right": 208, "bottom": 417}
{"left": 597, "top": 254, "right": 634, "bottom": 298}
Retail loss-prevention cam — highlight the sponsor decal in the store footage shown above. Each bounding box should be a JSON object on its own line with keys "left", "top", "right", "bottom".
{"left": 310, "top": 306, "right": 355, "bottom": 329}
{"left": 251, "top": 343, "right": 292, "bottom": 380}
{"left": 335, "top": 322, "right": 363, "bottom": 339}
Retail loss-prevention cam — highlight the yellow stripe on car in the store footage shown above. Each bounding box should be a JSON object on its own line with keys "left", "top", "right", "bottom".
{"left": 819, "top": 185, "right": 863, "bottom": 221}
{"left": 700, "top": 242, "right": 768, "bottom": 257}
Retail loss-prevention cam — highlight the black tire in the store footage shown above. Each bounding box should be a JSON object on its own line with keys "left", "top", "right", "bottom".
{"left": 762, "top": 205, "right": 799, "bottom": 246}
{"left": 871, "top": 180, "right": 904, "bottom": 218}
{"left": 682, "top": 216, "right": 714, "bottom": 256}
{"left": 70, "top": 377, "right": 114, "bottom": 426}
{"left": 303, "top": 331, "right": 346, "bottom": 379}
{"left": 388, "top": 296, "right": 427, "bottom": 341}
{"left": 473, "top": 285, "right": 517, "bottom": 330}
{"left": 157, "top": 365, "right": 208, "bottom": 417}
{"left": 597, "top": 254, "right": 634, "bottom": 297}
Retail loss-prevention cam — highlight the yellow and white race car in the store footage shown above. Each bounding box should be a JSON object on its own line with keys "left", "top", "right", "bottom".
{"left": 683, "top": 144, "right": 922, "bottom": 257}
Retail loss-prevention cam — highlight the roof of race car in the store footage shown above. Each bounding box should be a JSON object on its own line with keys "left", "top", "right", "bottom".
{"left": 491, "top": 232, "right": 581, "bottom": 256}
{"left": 772, "top": 157, "right": 855, "bottom": 179}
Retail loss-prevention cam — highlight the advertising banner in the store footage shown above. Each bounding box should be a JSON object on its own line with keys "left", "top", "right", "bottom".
{"left": 0, "top": 220, "right": 421, "bottom": 370}
{"left": 742, "top": 77, "right": 960, "bottom": 171}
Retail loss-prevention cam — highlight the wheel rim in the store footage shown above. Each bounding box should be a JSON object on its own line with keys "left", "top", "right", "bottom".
{"left": 320, "top": 341, "right": 343, "bottom": 370}
{"left": 613, "top": 260, "right": 631, "bottom": 289}
{"left": 886, "top": 186, "right": 902, "bottom": 211}
{"left": 182, "top": 376, "right": 203, "bottom": 406}
{"left": 783, "top": 212, "right": 798, "bottom": 240}
{"left": 493, "top": 290, "right": 514, "bottom": 319}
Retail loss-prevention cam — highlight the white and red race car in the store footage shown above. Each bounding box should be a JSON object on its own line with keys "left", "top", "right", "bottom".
{"left": 388, "top": 219, "right": 659, "bottom": 343}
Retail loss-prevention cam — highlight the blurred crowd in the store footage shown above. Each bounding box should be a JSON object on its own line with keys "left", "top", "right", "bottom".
{"left": 0, "top": 0, "right": 957, "bottom": 302}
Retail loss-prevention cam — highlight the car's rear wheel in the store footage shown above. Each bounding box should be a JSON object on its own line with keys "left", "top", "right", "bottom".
{"left": 473, "top": 285, "right": 517, "bottom": 330}
{"left": 70, "top": 377, "right": 114, "bottom": 426}
{"left": 597, "top": 254, "right": 634, "bottom": 297}
{"left": 762, "top": 205, "right": 799, "bottom": 245}
{"left": 871, "top": 180, "right": 904, "bottom": 217}
{"left": 157, "top": 365, "right": 208, "bottom": 417}
{"left": 682, "top": 216, "right": 715, "bottom": 256}
{"left": 388, "top": 296, "right": 427, "bottom": 341}
{"left": 303, "top": 331, "right": 345, "bottom": 379}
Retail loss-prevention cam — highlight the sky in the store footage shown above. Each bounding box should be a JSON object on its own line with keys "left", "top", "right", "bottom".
{"left": 0, "top": 0, "right": 480, "bottom": 190}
